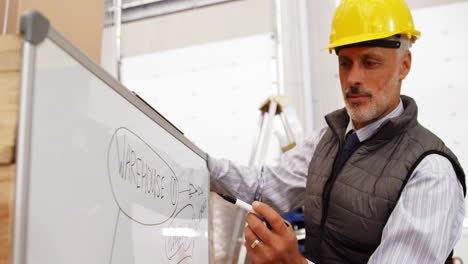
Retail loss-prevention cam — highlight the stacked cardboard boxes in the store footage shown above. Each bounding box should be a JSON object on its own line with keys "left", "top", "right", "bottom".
{"left": 0, "top": 34, "right": 22, "bottom": 264}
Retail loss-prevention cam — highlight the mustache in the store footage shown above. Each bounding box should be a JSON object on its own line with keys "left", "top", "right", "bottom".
{"left": 345, "top": 86, "right": 372, "bottom": 97}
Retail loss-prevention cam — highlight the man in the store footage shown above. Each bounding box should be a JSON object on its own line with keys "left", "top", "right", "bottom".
{"left": 209, "top": 0, "right": 466, "bottom": 263}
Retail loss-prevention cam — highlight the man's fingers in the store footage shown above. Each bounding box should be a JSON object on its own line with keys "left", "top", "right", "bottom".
{"left": 244, "top": 225, "right": 257, "bottom": 243}
{"left": 245, "top": 212, "right": 274, "bottom": 245}
{"left": 252, "top": 201, "right": 287, "bottom": 233}
{"left": 244, "top": 225, "right": 272, "bottom": 264}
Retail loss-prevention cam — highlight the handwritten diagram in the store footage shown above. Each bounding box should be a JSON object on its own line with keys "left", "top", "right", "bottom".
{"left": 107, "top": 127, "right": 208, "bottom": 264}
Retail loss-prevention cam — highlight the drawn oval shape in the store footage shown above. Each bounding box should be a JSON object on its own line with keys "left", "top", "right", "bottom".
{"left": 107, "top": 127, "right": 179, "bottom": 225}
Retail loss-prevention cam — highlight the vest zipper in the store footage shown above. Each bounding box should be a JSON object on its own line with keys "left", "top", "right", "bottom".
{"left": 317, "top": 118, "right": 387, "bottom": 259}
{"left": 316, "top": 118, "right": 387, "bottom": 259}
{"left": 320, "top": 120, "right": 385, "bottom": 227}
{"left": 320, "top": 132, "right": 362, "bottom": 226}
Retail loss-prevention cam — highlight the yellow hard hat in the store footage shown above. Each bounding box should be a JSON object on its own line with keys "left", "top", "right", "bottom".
{"left": 326, "top": 0, "right": 421, "bottom": 52}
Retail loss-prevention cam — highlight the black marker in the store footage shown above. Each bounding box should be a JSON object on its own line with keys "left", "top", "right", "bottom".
{"left": 217, "top": 193, "right": 290, "bottom": 228}
{"left": 217, "top": 193, "right": 259, "bottom": 215}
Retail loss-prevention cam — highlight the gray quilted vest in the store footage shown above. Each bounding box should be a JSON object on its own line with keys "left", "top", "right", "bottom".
{"left": 304, "top": 95, "right": 466, "bottom": 264}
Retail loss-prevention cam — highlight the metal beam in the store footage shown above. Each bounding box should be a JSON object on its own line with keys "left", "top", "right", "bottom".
{"left": 104, "top": 0, "right": 239, "bottom": 26}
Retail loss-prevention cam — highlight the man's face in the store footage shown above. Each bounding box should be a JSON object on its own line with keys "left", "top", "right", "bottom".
{"left": 338, "top": 46, "right": 411, "bottom": 129}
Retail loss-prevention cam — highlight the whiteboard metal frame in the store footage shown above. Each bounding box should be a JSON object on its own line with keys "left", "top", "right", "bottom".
{"left": 13, "top": 10, "right": 210, "bottom": 263}
{"left": 12, "top": 39, "right": 36, "bottom": 264}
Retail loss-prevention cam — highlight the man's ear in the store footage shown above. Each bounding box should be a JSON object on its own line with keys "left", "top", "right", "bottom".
{"left": 399, "top": 51, "right": 412, "bottom": 81}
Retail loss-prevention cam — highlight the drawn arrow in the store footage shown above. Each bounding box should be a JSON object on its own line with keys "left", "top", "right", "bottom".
{"left": 179, "top": 183, "right": 198, "bottom": 197}
{"left": 179, "top": 184, "right": 204, "bottom": 199}
{"left": 196, "top": 185, "right": 203, "bottom": 196}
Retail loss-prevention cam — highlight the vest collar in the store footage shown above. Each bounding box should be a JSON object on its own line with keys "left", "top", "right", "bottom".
{"left": 347, "top": 100, "right": 404, "bottom": 141}
{"left": 325, "top": 95, "right": 418, "bottom": 143}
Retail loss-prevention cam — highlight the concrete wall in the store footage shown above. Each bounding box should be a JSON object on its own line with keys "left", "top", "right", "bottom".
{"left": 102, "top": 0, "right": 273, "bottom": 79}
{"left": 405, "top": 1, "right": 468, "bottom": 261}
{"left": 120, "top": 0, "right": 273, "bottom": 57}
{"left": 407, "top": 0, "right": 468, "bottom": 8}
{"left": 303, "top": 0, "right": 342, "bottom": 131}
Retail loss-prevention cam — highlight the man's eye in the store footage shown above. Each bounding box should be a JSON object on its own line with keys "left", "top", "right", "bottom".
{"left": 364, "top": 60, "right": 378, "bottom": 67}
{"left": 340, "top": 61, "right": 351, "bottom": 68}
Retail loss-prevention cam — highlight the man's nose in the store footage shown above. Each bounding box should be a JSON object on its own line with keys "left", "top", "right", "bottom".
{"left": 346, "top": 64, "right": 364, "bottom": 86}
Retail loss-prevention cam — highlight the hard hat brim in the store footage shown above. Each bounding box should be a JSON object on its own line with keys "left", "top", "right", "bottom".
{"left": 324, "top": 29, "right": 421, "bottom": 52}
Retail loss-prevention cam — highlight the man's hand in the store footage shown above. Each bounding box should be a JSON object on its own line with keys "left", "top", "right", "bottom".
{"left": 244, "top": 201, "right": 307, "bottom": 264}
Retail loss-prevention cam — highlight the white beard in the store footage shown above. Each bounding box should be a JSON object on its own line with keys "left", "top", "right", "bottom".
{"left": 344, "top": 74, "right": 400, "bottom": 123}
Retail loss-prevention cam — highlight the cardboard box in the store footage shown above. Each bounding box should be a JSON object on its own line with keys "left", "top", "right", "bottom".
{"left": 0, "top": 34, "right": 21, "bottom": 264}
{"left": 0, "top": 0, "right": 104, "bottom": 63}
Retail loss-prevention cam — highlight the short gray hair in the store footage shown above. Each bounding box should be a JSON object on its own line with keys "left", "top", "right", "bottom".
{"left": 386, "top": 34, "right": 412, "bottom": 57}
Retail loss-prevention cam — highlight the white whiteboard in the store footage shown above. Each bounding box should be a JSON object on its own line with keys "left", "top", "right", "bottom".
{"left": 14, "top": 13, "right": 210, "bottom": 264}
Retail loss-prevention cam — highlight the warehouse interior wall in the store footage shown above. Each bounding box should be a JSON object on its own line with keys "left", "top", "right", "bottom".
{"left": 102, "top": 0, "right": 343, "bottom": 137}
{"left": 405, "top": 0, "right": 468, "bottom": 260}
{"left": 102, "top": 0, "right": 273, "bottom": 85}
